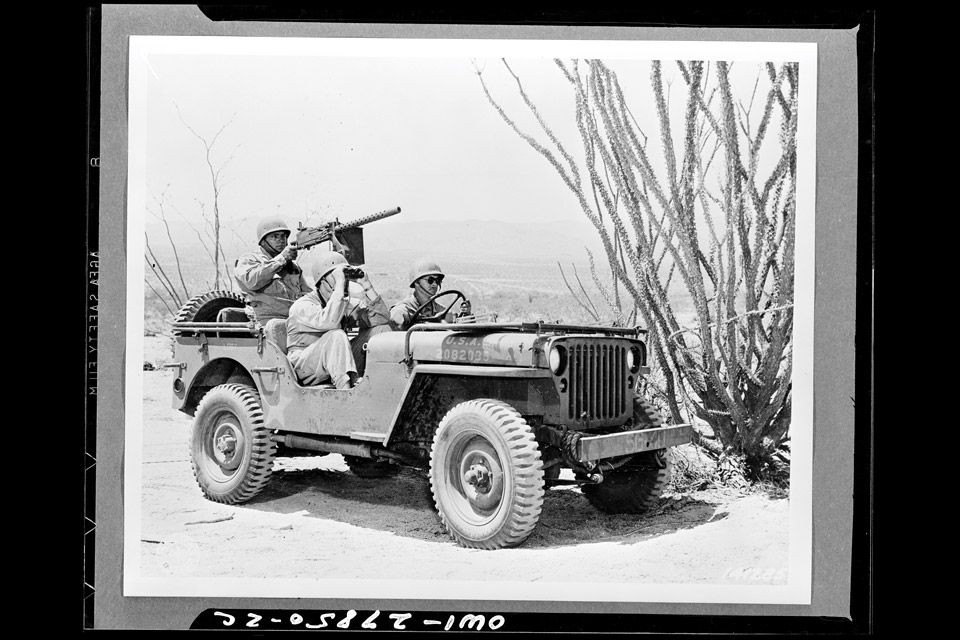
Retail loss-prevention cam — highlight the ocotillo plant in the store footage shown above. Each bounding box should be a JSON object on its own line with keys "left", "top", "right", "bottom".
{"left": 478, "top": 59, "right": 797, "bottom": 479}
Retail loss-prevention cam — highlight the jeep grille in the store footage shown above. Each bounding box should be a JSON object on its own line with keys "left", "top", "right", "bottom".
{"left": 566, "top": 342, "right": 629, "bottom": 421}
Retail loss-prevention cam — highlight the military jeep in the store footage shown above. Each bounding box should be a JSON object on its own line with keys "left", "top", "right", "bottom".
{"left": 166, "top": 285, "right": 693, "bottom": 549}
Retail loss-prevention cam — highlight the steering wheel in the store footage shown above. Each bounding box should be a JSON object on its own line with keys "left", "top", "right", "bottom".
{"left": 409, "top": 290, "right": 466, "bottom": 325}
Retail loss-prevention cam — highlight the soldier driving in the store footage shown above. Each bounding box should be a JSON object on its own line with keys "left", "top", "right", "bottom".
{"left": 286, "top": 251, "right": 391, "bottom": 389}
{"left": 234, "top": 217, "right": 312, "bottom": 323}
{"left": 389, "top": 258, "right": 472, "bottom": 330}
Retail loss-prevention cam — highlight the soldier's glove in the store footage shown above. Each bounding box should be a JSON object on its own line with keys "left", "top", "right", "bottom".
{"left": 279, "top": 244, "right": 299, "bottom": 262}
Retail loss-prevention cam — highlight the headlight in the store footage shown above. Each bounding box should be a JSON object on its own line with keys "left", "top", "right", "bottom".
{"left": 549, "top": 345, "right": 566, "bottom": 375}
{"left": 627, "top": 346, "right": 642, "bottom": 373}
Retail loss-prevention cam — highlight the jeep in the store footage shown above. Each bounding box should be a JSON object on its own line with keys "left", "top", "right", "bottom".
{"left": 166, "top": 284, "right": 693, "bottom": 549}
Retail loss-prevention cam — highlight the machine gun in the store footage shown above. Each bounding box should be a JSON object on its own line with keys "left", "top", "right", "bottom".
{"left": 292, "top": 206, "right": 401, "bottom": 251}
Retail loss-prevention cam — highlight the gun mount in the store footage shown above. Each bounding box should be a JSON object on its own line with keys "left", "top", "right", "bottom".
{"left": 292, "top": 206, "right": 402, "bottom": 260}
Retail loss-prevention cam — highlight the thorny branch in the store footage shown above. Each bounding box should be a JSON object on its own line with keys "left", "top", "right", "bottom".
{"left": 479, "top": 59, "right": 798, "bottom": 478}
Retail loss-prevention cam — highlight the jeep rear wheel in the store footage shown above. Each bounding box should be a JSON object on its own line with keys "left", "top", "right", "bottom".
{"left": 190, "top": 384, "right": 276, "bottom": 504}
{"left": 581, "top": 398, "right": 671, "bottom": 514}
{"left": 430, "top": 399, "right": 544, "bottom": 549}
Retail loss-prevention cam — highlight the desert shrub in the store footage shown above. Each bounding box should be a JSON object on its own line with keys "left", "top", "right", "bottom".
{"left": 478, "top": 58, "right": 797, "bottom": 483}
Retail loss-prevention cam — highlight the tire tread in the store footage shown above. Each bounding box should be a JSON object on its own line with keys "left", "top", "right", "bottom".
{"left": 430, "top": 399, "right": 545, "bottom": 549}
{"left": 581, "top": 398, "right": 671, "bottom": 514}
{"left": 173, "top": 290, "right": 246, "bottom": 334}
{"left": 190, "top": 383, "right": 276, "bottom": 504}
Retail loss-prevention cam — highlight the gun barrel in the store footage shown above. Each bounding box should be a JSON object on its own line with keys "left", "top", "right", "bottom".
{"left": 339, "top": 206, "right": 401, "bottom": 230}
{"left": 294, "top": 206, "right": 401, "bottom": 250}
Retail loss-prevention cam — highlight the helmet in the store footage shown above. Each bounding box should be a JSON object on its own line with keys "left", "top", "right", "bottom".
{"left": 310, "top": 251, "right": 348, "bottom": 284}
{"left": 256, "top": 217, "right": 291, "bottom": 245}
{"left": 408, "top": 258, "right": 444, "bottom": 288}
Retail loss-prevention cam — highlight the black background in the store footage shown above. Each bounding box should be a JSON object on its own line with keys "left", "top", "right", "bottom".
{"left": 78, "top": 6, "right": 875, "bottom": 635}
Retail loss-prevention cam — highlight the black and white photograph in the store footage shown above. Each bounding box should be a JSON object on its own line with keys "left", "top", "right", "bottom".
{"left": 89, "top": 6, "right": 868, "bottom": 632}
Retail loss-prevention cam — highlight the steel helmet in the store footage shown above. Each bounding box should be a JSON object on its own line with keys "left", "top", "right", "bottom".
{"left": 256, "top": 217, "right": 291, "bottom": 245}
{"left": 310, "top": 251, "right": 348, "bottom": 284}
{"left": 408, "top": 258, "right": 444, "bottom": 288}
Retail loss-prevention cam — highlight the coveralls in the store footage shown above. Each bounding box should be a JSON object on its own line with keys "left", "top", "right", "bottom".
{"left": 286, "top": 282, "right": 391, "bottom": 387}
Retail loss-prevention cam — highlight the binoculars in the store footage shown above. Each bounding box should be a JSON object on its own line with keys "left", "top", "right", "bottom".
{"left": 342, "top": 266, "right": 365, "bottom": 280}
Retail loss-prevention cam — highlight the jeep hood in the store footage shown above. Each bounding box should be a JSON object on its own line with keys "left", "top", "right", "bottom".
{"left": 367, "top": 329, "right": 548, "bottom": 368}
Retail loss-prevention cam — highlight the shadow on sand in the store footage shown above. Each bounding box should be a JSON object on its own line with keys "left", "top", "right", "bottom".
{"left": 241, "top": 463, "right": 726, "bottom": 548}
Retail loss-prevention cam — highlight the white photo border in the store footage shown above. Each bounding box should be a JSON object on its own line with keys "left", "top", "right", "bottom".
{"left": 123, "top": 35, "right": 817, "bottom": 605}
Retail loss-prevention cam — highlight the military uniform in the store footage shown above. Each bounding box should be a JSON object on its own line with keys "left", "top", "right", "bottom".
{"left": 390, "top": 258, "right": 470, "bottom": 330}
{"left": 234, "top": 247, "right": 311, "bottom": 323}
{"left": 389, "top": 294, "right": 452, "bottom": 330}
{"left": 286, "top": 281, "right": 391, "bottom": 386}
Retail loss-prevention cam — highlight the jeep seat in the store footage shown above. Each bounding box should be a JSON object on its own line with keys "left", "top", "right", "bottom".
{"left": 263, "top": 318, "right": 336, "bottom": 389}
{"left": 264, "top": 318, "right": 288, "bottom": 354}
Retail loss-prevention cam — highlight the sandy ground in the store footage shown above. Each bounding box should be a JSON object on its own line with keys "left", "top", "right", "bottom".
{"left": 137, "top": 337, "right": 790, "bottom": 586}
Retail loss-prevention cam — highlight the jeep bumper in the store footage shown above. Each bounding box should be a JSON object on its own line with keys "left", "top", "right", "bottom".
{"left": 576, "top": 424, "right": 693, "bottom": 462}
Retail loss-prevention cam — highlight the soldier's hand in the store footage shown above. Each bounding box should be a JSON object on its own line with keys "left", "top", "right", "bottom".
{"left": 329, "top": 229, "right": 350, "bottom": 256}
{"left": 331, "top": 265, "right": 347, "bottom": 292}
{"left": 280, "top": 243, "right": 299, "bottom": 262}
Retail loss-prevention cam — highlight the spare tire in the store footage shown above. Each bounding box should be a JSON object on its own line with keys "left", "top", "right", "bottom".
{"left": 173, "top": 290, "right": 246, "bottom": 335}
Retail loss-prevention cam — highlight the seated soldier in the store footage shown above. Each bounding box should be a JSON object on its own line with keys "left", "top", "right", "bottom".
{"left": 390, "top": 258, "right": 472, "bottom": 331}
{"left": 234, "top": 217, "right": 312, "bottom": 323}
{"left": 286, "top": 251, "right": 391, "bottom": 388}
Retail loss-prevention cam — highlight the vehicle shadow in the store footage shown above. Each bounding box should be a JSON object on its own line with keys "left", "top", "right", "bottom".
{"left": 246, "top": 463, "right": 726, "bottom": 548}
{"left": 249, "top": 464, "right": 452, "bottom": 541}
{"left": 524, "top": 489, "right": 726, "bottom": 548}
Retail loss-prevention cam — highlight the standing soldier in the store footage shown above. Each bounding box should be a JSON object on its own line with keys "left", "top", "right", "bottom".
{"left": 234, "top": 217, "right": 312, "bottom": 323}
{"left": 389, "top": 258, "right": 471, "bottom": 330}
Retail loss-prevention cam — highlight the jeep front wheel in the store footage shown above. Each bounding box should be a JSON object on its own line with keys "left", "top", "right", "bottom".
{"left": 190, "top": 383, "right": 276, "bottom": 504}
{"left": 429, "top": 399, "right": 545, "bottom": 549}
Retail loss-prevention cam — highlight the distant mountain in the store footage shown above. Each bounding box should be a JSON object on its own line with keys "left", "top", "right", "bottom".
{"left": 364, "top": 219, "right": 605, "bottom": 264}
{"left": 144, "top": 217, "right": 607, "bottom": 266}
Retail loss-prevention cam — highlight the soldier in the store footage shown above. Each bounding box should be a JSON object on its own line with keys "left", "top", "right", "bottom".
{"left": 234, "top": 217, "right": 312, "bottom": 323}
{"left": 286, "top": 251, "right": 391, "bottom": 388}
{"left": 390, "top": 258, "right": 471, "bottom": 330}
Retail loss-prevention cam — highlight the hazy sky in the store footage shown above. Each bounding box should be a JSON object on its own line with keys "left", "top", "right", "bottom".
{"left": 136, "top": 37, "right": 808, "bottom": 238}
{"left": 145, "top": 53, "right": 594, "bottom": 230}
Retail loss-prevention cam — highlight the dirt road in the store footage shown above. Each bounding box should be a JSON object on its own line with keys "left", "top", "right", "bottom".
{"left": 137, "top": 359, "right": 790, "bottom": 589}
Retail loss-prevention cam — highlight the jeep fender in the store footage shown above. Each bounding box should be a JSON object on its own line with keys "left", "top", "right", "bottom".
{"left": 384, "top": 364, "right": 558, "bottom": 449}
{"left": 176, "top": 357, "right": 257, "bottom": 416}
{"left": 172, "top": 338, "right": 291, "bottom": 416}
